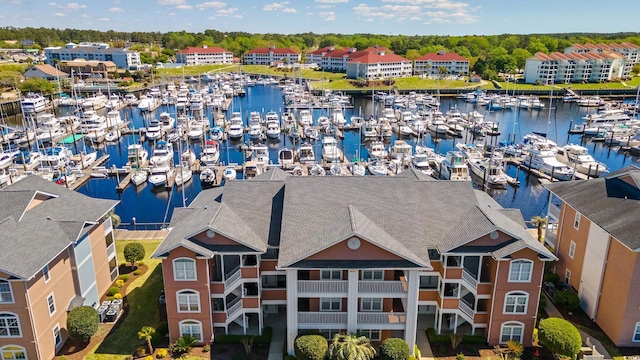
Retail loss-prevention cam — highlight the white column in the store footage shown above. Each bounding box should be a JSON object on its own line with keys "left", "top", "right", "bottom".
{"left": 286, "top": 269, "right": 298, "bottom": 355}
{"left": 404, "top": 270, "right": 420, "bottom": 355}
{"left": 347, "top": 269, "right": 359, "bottom": 333}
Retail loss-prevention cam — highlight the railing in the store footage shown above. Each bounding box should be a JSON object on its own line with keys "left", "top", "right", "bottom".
{"left": 461, "top": 269, "right": 478, "bottom": 290}
{"left": 548, "top": 204, "right": 560, "bottom": 219}
{"left": 224, "top": 265, "right": 242, "bottom": 289}
{"left": 106, "top": 242, "right": 115, "bottom": 256}
{"left": 357, "top": 312, "right": 407, "bottom": 324}
{"left": 117, "top": 221, "right": 170, "bottom": 231}
{"left": 358, "top": 281, "right": 406, "bottom": 294}
{"left": 459, "top": 299, "right": 474, "bottom": 320}
{"left": 110, "top": 267, "right": 119, "bottom": 281}
{"left": 227, "top": 298, "right": 243, "bottom": 318}
{"left": 298, "top": 312, "right": 348, "bottom": 325}
{"left": 297, "top": 281, "right": 348, "bottom": 294}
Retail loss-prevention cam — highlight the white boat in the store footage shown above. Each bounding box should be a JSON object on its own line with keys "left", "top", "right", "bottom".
{"left": 309, "top": 163, "right": 326, "bottom": 176}
{"left": 21, "top": 93, "right": 47, "bottom": 113}
{"left": 174, "top": 165, "right": 193, "bottom": 186}
{"left": 131, "top": 170, "right": 148, "bottom": 186}
{"left": 160, "top": 112, "right": 176, "bottom": 132}
{"left": 148, "top": 166, "right": 174, "bottom": 187}
{"left": 322, "top": 136, "right": 343, "bottom": 162}
{"left": 349, "top": 162, "right": 366, "bottom": 176}
{"left": 556, "top": 144, "right": 608, "bottom": 177}
{"left": 104, "top": 128, "right": 121, "bottom": 142}
{"left": 390, "top": 140, "right": 412, "bottom": 165}
{"left": 249, "top": 123, "right": 263, "bottom": 139}
{"left": 146, "top": 120, "right": 164, "bottom": 141}
{"left": 181, "top": 148, "right": 196, "bottom": 165}
{"left": 0, "top": 151, "right": 16, "bottom": 169}
{"left": 39, "top": 146, "right": 73, "bottom": 169}
{"left": 368, "top": 141, "right": 388, "bottom": 159}
{"left": 69, "top": 151, "right": 97, "bottom": 169}
{"left": 124, "top": 93, "right": 137, "bottom": 105}
{"left": 304, "top": 126, "right": 320, "bottom": 140}
{"left": 468, "top": 158, "right": 508, "bottom": 187}
{"left": 362, "top": 123, "right": 378, "bottom": 138}
{"left": 82, "top": 93, "right": 108, "bottom": 110}
{"left": 105, "top": 94, "right": 122, "bottom": 110}
{"left": 428, "top": 119, "right": 449, "bottom": 134}
{"left": 149, "top": 141, "right": 173, "bottom": 166}
{"left": 137, "top": 95, "right": 156, "bottom": 111}
{"left": 13, "top": 151, "right": 42, "bottom": 170}
{"left": 437, "top": 151, "right": 471, "bottom": 181}
{"left": 331, "top": 107, "right": 347, "bottom": 127}
{"left": 199, "top": 167, "right": 216, "bottom": 186}
{"left": 126, "top": 144, "right": 148, "bottom": 167}
{"left": 297, "top": 142, "right": 315, "bottom": 164}
{"left": 210, "top": 126, "right": 224, "bottom": 141}
{"left": 266, "top": 121, "right": 281, "bottom": 139}
{"left": 398, "top": 124, "right": 413, "bottom": 136}
{"left": 250, "top": 144, "right": 269, "bottom": 166}
{"left": 299, "top": 109, "right": 313, "bottom": 126}
{"left": 278, "top": 148, "right": 294, "bottom": 168}
{"left": 368, "top": 159, "right": 388, "bottom": 176}
{"left": 223, "top": 166, "right": 237, "bottom": 180}
{"left": 524, "top": 137, "right": 575, "bottom": 181}
{"left": 200, "top": 140, "right": 220, "bottom": 166}
{"left": 412, "top": 153, "right": 434, "bottom": 176}
{"left": 187, "top": 122, "right": 205, "bottom": 140}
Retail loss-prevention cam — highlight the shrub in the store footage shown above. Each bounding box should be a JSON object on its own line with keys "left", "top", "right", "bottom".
{"left": 380, "top": 338, "right": 410, "bottom": 360}
{"left": 156, "top": 321, "right": 169, "bottom": 337}
{"left": 426, "top": 328, "right": 449, "bottom": 344}
{"left": 566, "top": 292, "right": 580, "bottom": 311}
{"left": 539, "top": 293, "right": 547, "bottom": 310}
{"left": 203, "top": 344, "right": 210, "bottom": 352}
{"left": 409, "top": 356, "right": 417, "bottom": 360}
{"left": 543, "top": 273, "right": 560, "bottom": 284}
{"left": 134, "top": 269, "right": 142, "bottom": 275}
{"left": 107, "top": 286, "right": 120, "bottom": 296}
{"left": 451, "top": 334, "right": 463, "bottom": 350}
{"left": 456, "top": 353, "right": 465, "bottom": 360}
{"left": 170, "top": 335, "right": 197, "bottom": 355}
{"left": 139, "top": 261, "right": 146, "bottom": 266}
{"left": 284, "top": 355, "right": 297, "bottom": 360}
{"left": 156, "top": 348, "right": 168, "bottom": 358}
{"left": 135, "top": 346, "right": 147, "bottom": 357}
{"left": 414, "top": 344, "right": 421, "bottom": 358}
{"left": 294, "top": 335, "right": 328, "bottom": 360}
{"left": 538, "top": 318, "right": 581, "bottom": 358}
{"left": 59, "top": 356, "right": 67, "bottom": 360}
{"left": 115, "top": 279, "right": 125, "bottom": 288}
{"left": 123, "top": 242, "right": 145, "bottom": 268}
{"left": 506, "top": 340, "right": 524, "bottom": 359}
{"left": 120, "top": 274, "right": 130, "bottom": 282}
{"left": 144, "top": 356, "right": 153, "bottom": 360}
{"left": 113, "top": 293, "right": 123, "bottom": 300}
{"left": 67, "top": 306, "right": 99, "bottom": 342}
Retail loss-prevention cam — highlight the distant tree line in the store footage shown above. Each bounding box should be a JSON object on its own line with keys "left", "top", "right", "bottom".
{"left": 1, "top": 27, "right": 640, "bottom": 80}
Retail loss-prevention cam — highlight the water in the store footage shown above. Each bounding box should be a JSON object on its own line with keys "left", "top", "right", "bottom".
{"left": 51, "top": 85, "right": 638, "bottom": 224}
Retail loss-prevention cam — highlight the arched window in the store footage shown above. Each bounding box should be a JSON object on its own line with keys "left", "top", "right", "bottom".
{"left": 503, "top": 291, "right": 529, "bottom": 314}
{"left": 500, "top": 322, "right": 524, "bottom": 344}
{"left": 176, "top": 290, "right": 200, "bottom": 313}
{"left": 0, "top": 345, "right": 27, "bottom": 360}
{"left": 173, "top": 258, "right": 197, "bottom": 281}
{"left": 179, "top": 320, "right": 202, "bottom": 342}
{"left": 0, "top": 313, "right": 21, "bottom": 337}
{"left": 0, "top": 280, "right": 13, "bottom": 304}
{"left": 508, "top": 260, "right": 533, "bottom": 282}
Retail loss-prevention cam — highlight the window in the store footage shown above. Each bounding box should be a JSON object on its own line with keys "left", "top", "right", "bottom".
{"left": 565, "top": 269, "right": 571, "bottom": 285}
{"left": 633, "top": 322, "right": 640, "bottom": 342}
{"left": 320, "top": 270, "right": 342, "bottom": 280}
{"left": 262, "top": 274, "right": 286, "bottom": 288}
{"left": 361, "top": 298, "right": 383, "bottom": 311}
{"left": 105, "top": 232, "right": 114, "bottom": 248}
{"left": 420, "top": 275, "right": 439, "bottom": 289}
{"left": 443, "top": 283, "right": 459, "bottom": 298}
{"left": 358, "top": 329, "right": 381, "bottom": 341}
{"left": 53, "top": 324, "right": 61, "bottom": 347}
{"left": 179, "top": 320, "right": 202, "bottom": 342}
{"left": 574, "top": 213, "right": 581, "bottom": 229}
{"left": 320, "top": 298, "right": 342, "bottom": 311}
{"left": 569, "top": 241, "right": 576, "bottom": 259}
{"left": 0, "top": 281, "right": 13, "bottom": 304}
{"left": 173, "top": 258, "right": 196, "bottom": 281}
{"left": 0, "top": 345, "right": 27, "bottom": 360}
{"left": 504, "top": 292, "right": 529, "bottom": 314}
{"left": 500, "top": 322, "right": 524, "bottom": 343}
{"left": 43, "top": 265, "right": 50, "bottom": 283}
{"left": 177, "top": 290, "right": 200, "bottom": 313}
{"left": 428, "top": 249, "right": 441, "bottom": 261}
{"left": 361, "top": 270, "right": 383, "bottom": 281}
{"left": 47, "top": 294, "right": 56, "bottom": 316}
{"left": 319, "top": 329, "right": 342, "bottom": 340}
{"left": 508, "top": 260, "right": 533, "bottom": 282}
{"left": 0, "top": 313, "right": 21, "bottom": 337}
{"left": 446, "top": 256, "right": 462, "bottom": 267}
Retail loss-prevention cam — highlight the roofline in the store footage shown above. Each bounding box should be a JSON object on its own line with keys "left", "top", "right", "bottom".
{"left": 151, "top": 242, "right": 213, "bottom": 259}
{"left": 25, "top": 240, "right": 74, "bottom": 280}
{"left": 18, "top": 190, "right": 59, "bottom": 222}
{"left": 185, "top": 225, "right": 266, "bottom": 253}
{"left": 491, "top": 244, "right": 558, "bottom": 261}
{"left": 441, "top": 227, "right": 522, "bottom": 253}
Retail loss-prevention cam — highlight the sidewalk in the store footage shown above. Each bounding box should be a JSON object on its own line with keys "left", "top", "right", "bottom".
{"left": 415, "top": 328, "right": 435, "bottom": 360}
{"left": 267, "top": 327, "right": 286, "bottom": 360}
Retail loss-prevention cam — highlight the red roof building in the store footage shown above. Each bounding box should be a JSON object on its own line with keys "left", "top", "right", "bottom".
{"left": 175, "top": 45, "right": 233, "bottom": 66}
{"left": 414, "top": 50, "right": 470, "bottom": 76}
{"left": 346, "top": 50, "right": 412, "bottom": 79}
{"left": 243, "top": 46, "right": 301, "bottom": 65}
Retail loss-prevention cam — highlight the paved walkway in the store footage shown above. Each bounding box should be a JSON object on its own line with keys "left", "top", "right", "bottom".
{"left": 415, "top": 328, "right": 435, "bottom": 360}
{"left": 543, "top": 294, "right": 611, "bottom": 359}
{"left": 113, "top": 229, "right": 169, "bottom": 240}
{"left": 267, "top": 327, "right": 286, "bottom": 360}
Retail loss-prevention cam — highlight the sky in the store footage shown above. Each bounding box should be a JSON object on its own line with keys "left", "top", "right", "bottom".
{"left": 1, "top": 0, "right": 640, "bottom": 37}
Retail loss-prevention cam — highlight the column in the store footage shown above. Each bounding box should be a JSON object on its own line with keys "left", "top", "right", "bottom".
{"left": 347, "top": 269, "right": 359, "bottom": 333}
{"left": 286, "top": 269, "right": 298, "bottom": 355}
{"left": 404, "top": 270, "right": 420, "bottom": 355}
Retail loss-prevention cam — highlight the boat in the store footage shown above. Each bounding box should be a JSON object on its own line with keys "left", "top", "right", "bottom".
{"left": 181, "top": 147, "right": 197, "bottom": 165}
{"left": 21, "top": 93, "right": 47, "bottom": 113}
{"left": 436, "top": 151, "right": 471, "bottom": 181}
{"left": 349, "top": 162, "right": 366, "bottom": 176}
{"left": 428, "top": 119, "right": 449, "bottom": 134}
{"left": 69, "top": 151, "right": 97, "bottom": 169}
{"left": 13, "top": 151, "right": 42, "bottom": 171}
{"left": 390, "top": 140, "right": 412, "bottom": 166}
{"left": 146, "top": 119, "right": 164, "bottom": 141}
{"left": 368, "top": 140, "right": 388, "bottom": 159}
{"left": 82, "top": 93, "right": 108, "bottom": 110}
{"left": 368, "top": 159, "right": 388, "bottom": 176}
{"left": 104, "top": 128, "right": 121, "bottom": 142}
{"left": 322, "top": 136, "right": 343, "bottom": 162}
{"left": 299, "top": 109, "right": 313, "bottom": 126}
{"left": 105, "top": 94, "right": 122, "bottom": 110}
{"left": 148, "top": 165, "right": 174, "bottom": 187}
{"left": 174, "top": 165, "right": 193, "bottom": 186}
{"left": 149, "top": 141, "right": 173, "bottom": 166}
{"left": 467, "top": 158, "right": 508, "bottom": 187}
{"left": 304, "top": 126, "right": 320, "bottom": 140}
{"left": 0, "top": 151, "right": 17, "bottom": 169}
{"left": 210, "top": 125, "right": 224, "bottom": 141}
{"left": 309, "top": 163, "right": 326, "bottom": 176}
{"left": 187, "top": 122, "right": 204, "bottom": 140}
{"left": 167, "top": 127, "right": 183, "bottom": 143}
{"left": 137, "top": 95, "right": 156, "bottom": 111}
{"left": 200, "top": 167, "right": 216, "bottom": 186}
{"left": 159, "top": 112, "right": 176, "bottom": 132}
{"left": 556, "top": 144, "right": 608, "bottom": 177}
{"left": 297, "top": 142, "right": 315, "bottom": 164}
{"left": 278, "top": 148, "right": 294, "bottom": 168}
{"left": 126, "top": 144, "right": 148, "bottom": 167}
{"left": 227, "top": 112, "right": 244, "bottom": 139}
{"left": 200, "top": 140, "right": 220, "bottom": 166}
{"left": 266, "top": 121, "right": 281, "bottom": 139}
{"left": 330, "top": 162, "right": 346, "bottom": 176}
{"left": 249, "top": 123, "right": 263, "bottom": 140}
{"left": 131, "top": 170, "right": 148, "bottom": 186}
{"left": 524, "top": 137, "right": 575, "bottom": 181}
{"left": 362, "top": 123, "right": 378, "bottom": 138}
{"left": 412, "top": 153, "right": 434, "bottom": 176}
{"left": 223, "top": 166, "right": 237, "bottom": 180}
{"left": 250, "top": 143, "right": 269, "bottom": 166}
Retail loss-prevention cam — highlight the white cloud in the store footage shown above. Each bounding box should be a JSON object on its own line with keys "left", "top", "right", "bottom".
{"left": 263, "top": 2, "right": 288, "bottom": 11}
{"left": 98, "top": 17, "right": 109, "bottom": 21}
{"left": 48, "top": 2, "right": 56, "bottom": 5}
{"left": 232, "top": 14, "right": 242, "bottom": 18}
{"left": 169, "top": 12, "right": 177, "bottom": 15}
{"left": 319, "top": 11, "right": 335, "bottom": 21}
{"left": 176, "top": 4, "right": 192, "bottom": 9}
{"left": 108, "top": 7, "right": 124, "bottom": 12}
{"left": 81, "top": 14, "right": 90, "bottom": 18}
{"left": 60, "top": 2, "right": 86, "bottom": 10}
{"left": 196, "top": 1, "right": 225, "bottom": 9}
{"left": 283, "top": 7, "right": 297, "bottom": 13}
{"left": 157, "top": 0, "right": 184, "bottom": 4}
{"left": 353, "top": 0, "right": 478, "bottom": 24}
{"left": 315, "top": 0, "right": 347, "bottom": 3}
{"left": 316, "top": 4, "right": 334, "bottom": 8}
{"left": 53, "top": 12, "right": 65, "bottom": 16}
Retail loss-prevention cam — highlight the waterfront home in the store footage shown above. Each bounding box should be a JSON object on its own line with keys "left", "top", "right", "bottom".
{"left": 565, "top": 42, "right": 640, "bottom": 77}
{"left": 0, "top": 176, "right": 119, "bottom": 359}
{"left": 346, "top": 50, "right": 412, "bottom": 79}
{"left": 44, "top": 42, "right": 140, "bottom": 70}
{"left": 58, "top": 60, "right": 117, "bottom": 80}
{"left": 23, "top": 64, "right": 69, "bottom": 81}
{"left": 544, "top": 165, "right": 640, "bottom": 347}
{"left": 243, "top": 46, "right": 300, "bottom": 65}
{"left": 524, "top": 51, "right": 626, "bottom": 85}
{"left": 414, "top": 50, "right": 470, "bottom": 76}
{"left": 308, "top": 46, "right": 391, "bottom": 72}
{"left": 176, "top": 45, "right": 233, "bottom": 66}
{"left": 152, "top": 169, "right": 555, "bottom": 355}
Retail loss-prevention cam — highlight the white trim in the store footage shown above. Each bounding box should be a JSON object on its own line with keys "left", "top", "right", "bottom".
{"left": 0, "top": 344, "right": 28, "bottom": 360}
{"left": 565, "top": 269, "right": 572, "bottom": 285}
{"left": 574, "top": 212, "right": 581, "bottom": 230}
{"left": 52, "top": 323, "right": 62, "bottom": 348}
{"left": 503, "top": 291, "right": 529, "bottom": 314}
{"left": 173, "top": 257, "right": 197, "bottom": 281}
{"left": 320, "top": 297, "right": 342, "bottom": 311}
{"left": 47, "top": 293, "right": 56, "bottom": 317}
{"left": 358, "top": 329, "right": 381, "bottom": 341}
{"left": 632, "top": 322, "right": 640, "bottom": 343}
{"left": 0, "top": 312, "right": 22, "bottom": 338}
{"left": 499, "top": 321, "right": 524, "bottom": 344}
{"left": 361, "top": 270, "right": 384, "bottom": 280}
{"left": 320, "top": 270, "right": 342, "bottom": 280}
{"left": 508, "top": 259, "right": 533, "bottom": 283}
{"left": 0, "top": 280, "right": 14, "bottom": 304}
{"left": 360, "top": 297, "right": 383, "bottom": 312}
{"left": 176, "top": 289, "right": 201, "bottom": 313}
{"left": 42, "top": 265, "right": 50, "bottom": 284}
{"left": 569, "top": 241, "right": 576, "bottom": 259}
{"left": 178, "top": 319, "right": 203, "bottom": 342}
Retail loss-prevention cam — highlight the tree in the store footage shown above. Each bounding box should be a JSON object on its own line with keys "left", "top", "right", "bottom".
{"left": 138, "top": 326, "right": 156, "bottom": 354}
{"left": 110, "top": 211, "right": 121, "bottom": 228}
{"left": 531, "top": 216, "right": 547, "bottom": 243}
{"left": 404, "top": 49, "right": 421, "bottom": 61}
{"left": 380, "top": 338, "right": 410, "bottom": 360}
{"left": 512, "top": 48, "right": 532, "bottom": 70}
{"left": 438, "top": 66, "right": 449, "bottom": 78}
{"left": 294, "top": 335, "right": 328, "bottom": 360}
{"left": 67, "top": 306, "right": 99, "bottom": 343}
{"left": 123, "top": 242, "right": 145, "bottom": 268}
{"left": 538, "top": 318, "right": 582, "bottom": 359}
{"left": 18, "top": 78, "right": 56, "bottom": 94}
{"left": 526, "top": 41, "right": 548, "bottom": 55}
{"left": 329, "top": 333, "right": 376, "bottom": 360}
{"left": 631, "top": 64, "right": 640, "bottom": 77}
{"left": 0, "top": 70, "right": 22, "bottom": 88}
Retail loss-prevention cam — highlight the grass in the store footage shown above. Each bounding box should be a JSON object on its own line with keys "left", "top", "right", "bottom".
{"left": 487, "top": 81, "right": 555, "bottom": 91}
{"left": 309, "top": 76, "right": 470, "bottom": 91}
{"left": 156, "top": 64, "right": 238, "bottom": 77}
{"left": 84, "top": 240, "right": 163, "bottom": 360}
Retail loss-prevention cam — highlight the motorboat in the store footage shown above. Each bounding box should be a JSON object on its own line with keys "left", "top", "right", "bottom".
{"left": 436, "top": 151, "right": 471, "bottom": 181}
{"left": 390, "top": 140, "right": 412, "bottom": 166}
{"left": 131, "top": 170, "right": 148, "bottom": 186}
{"left": 210, "top": 126, "right": 224, "bottom": 141}
{"left": 412, "top": 153, "right": 434, "bottom": 176}
{"left": 148, "top": 166, "right": 174, "bottom": 187}
{"left": 309, "top": 163, "right": 326, "bottom": 176}
{"left": 39, "top": 146, "right": 73, "bottom": 170}
{"left": 200, "top": 167, "right": 216, "bottom": 186}
{"left": 467, "top": 158, "right": 508, "bottom": 187}
{"left": 322, "top": 136, "right": 343, "bottom": 162}
{"left": 137, "top": 95, "right": 156, "bottom": 111}
{"left": 304, "top": 126, "right": 320, "bottom": 140}
{"left": 13, "top": 151, "right": 42, "bottom": 171}
{"left": 174, "top": 165, "right": 193, "bottom": 186}
{"left": 159, "top": 112, "right": 176, "bottom": 132}
{"left": 362, "top": 123, "right": 378, "bottom": 138}
{"left": 250, "top": 143, "right": 269, "bottom": 166}
{"left": 249, "top": 123, "right": 263, "bottom": 140}
{"left": 368, "top": 141, "right": 388, "bottom": 159}
{"left": 223, "top": 166, "right": 237, "bottom": 180}
{"left": 104, "top": 127, "right": 121, "bottom": 142}
{"left": 331, "top": 107, "right": 347, "bottom": 127}
{"left": 556, "top": 144, "right": 608, "bottom": 177}
{"left": 82, "top": 93, "right": 108, "bottom": 110}
{"left": 349, "top": 162, "right": 366, "bottom": 176}
{"left": 524, "top": 137, "right": 574, "bottom": 181}
{"left": 146, "top": 120, "right": 164, "bottom": 141}
{"left": 278, "top": 148, "right": 294, "bottom": 168}
{"left": 266, "top": 121, "right": 281, "bottom": 139}
{"left": 105, "top": 94, "right": 122, "bottom": 110}
{"left": 126, "top": 144, "right": 148, "bottom": 167}
{"left": 167, "top": 127, "right": 183, "bottom": 143}
{"left": 368, "top": 159, "right": 388, "bottom": 176}
{"left": 299, "top": 109, "right": 313, "bottom": 126}
{"left": 187, "top": 122, "right": 204, "bottom": 140}
{"left": 297, "top": 142, "right": 315, "bottom": 164}
{"left": 428, "top": 119, "right": 449, "bottom": 134}
{"left": 21, "top": 93, "right": 47, "bottom": 113}
{"left": 69, "top": 151, "right": 97, "bottom": 169}
{"left": 0, "top": 151, "right": 17, "bottom": 169}
{"left": 200, "top": 140, "right": 220, "bottom": 166}
{"left": 149, "top": 141, "right": 173, "bottom": 166}
{"left": 181, "top": 147, "right": 196, "bottom": 165}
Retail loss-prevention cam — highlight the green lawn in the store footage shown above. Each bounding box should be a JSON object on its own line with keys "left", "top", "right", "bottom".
{"left": 488, "top": 81, "right": 555, "bottom": 91}
{"left": 309, "top": 76, "right": 469, "bottom": 91}
{"left": 157, "top": 64, "right": 238, "bottom": 77}
{"left": 84, "top": 240, "right": 163, "bottom": 360}
{"left": 554, "top": 82, "right": 633, "bottom": 90}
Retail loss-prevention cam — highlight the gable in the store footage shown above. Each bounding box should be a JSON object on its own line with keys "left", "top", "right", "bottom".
{"left": 306, "top": 236, "right": 405, "bottom": 262}
{"left": 26, "top": 192, "right": 57, "bottom": 212}
{"left": 462, "top": 231, "right": 513, "bottom": 247}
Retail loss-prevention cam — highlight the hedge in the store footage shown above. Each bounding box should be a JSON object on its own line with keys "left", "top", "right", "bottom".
{"left": 554, "top": 291, "right": 580, "bottom": 311}
{"left": 543, "top": 273, "right": 560, "bottom": 285}
{"left": 67, "top": 306, "right": 99, "bottom": 342}
{"left": 538, "top": 318, "right": 582, "bottom": 358}
{"left": 294, "top": 335, "right": 328, "bottom": 360}
{"left": 380, "top": 338, "right": 410, "bottom": 360}
{"left": 214, "top": 327, "right": 273, "bottom": 344}
{"left": 426, "top": 328, "right": 487, "bottom": 345}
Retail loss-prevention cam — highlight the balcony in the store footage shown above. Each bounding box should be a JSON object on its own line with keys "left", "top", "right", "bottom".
{"left": 227, "top": 298, "right": 243, "bottom": 318}
{"left": 358, "top": 281, "right": 407, "bottom": 295}
{"left": 458, "top": 299, "right": 474, "bottom": 320}
{"left": 224, "top": 265, "right": 242, "bottom": 289}
{"left": 297, "top": 281, "right": 347, "bottom": 295}
{"left": 298, "top": 312, "right": 348, "bottom": 325}
{"left": 357, "top": 312, "right": 407, "bottom": 325}
{"left": 461, "top": 269, "right": 478, "bottom": 291}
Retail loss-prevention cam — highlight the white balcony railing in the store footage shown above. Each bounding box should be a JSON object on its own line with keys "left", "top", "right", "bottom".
{"left": 549, "top": 204, "right": 560, "bottom": 219}
{"left": 224, "top": 265, "right": 242, "bottom": 289}
{"left": 357, "top": 312, "right": 407, "bottom": 324}
{"left": 459, "top": 299, "right": 474, "bottom": 320}
{"left": 358, "top": 281, "right": 406, "bottom": 294}
{"left": 461, "top": 269, "right": 478, "bottom": 290}
{"left": 297, "top": 281, "right": 348, "bottom": 294}
{"left": 227, "top": 298, "right": 243, "bottom": 318}
{"left": 298, "top": 312, "right": 348, "bottom": 325}
{"left": 106, "top": 242, "right": 115, "bottom": 256}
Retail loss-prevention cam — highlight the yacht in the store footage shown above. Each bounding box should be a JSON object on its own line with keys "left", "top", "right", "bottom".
{"left": 227, "top": 112, "right": 244, "bottom": 139}
{"left": 390, "top": 140, "right": 413, "bottom": 166}
{"left": 105, "top": 110, "right": 124, "bottom": 129}
{"left": 556, "top": 144, "right": 608, "bottom": 177}
{"left": 126, "top": 144, "right": 149, "bottom": 167}
{"left": 148, "top": 165, "right": 174, "bottom": 187}
{"left": 524, "top": 137, "right": 575, "bottom": 181}
{"left": 13, "top": 151, "right": 42, "bottom": 171}
{"left": 331, "top": 107, "right": 347, "bottom": 127}
{"left": 146, "top": 120, "right": 164, "bottom": 141}
{"left": 250, "top": 143, "right": 270, "bottom": 166}
{"left": 436, "top": 151, "right": 471, "bottom": 181}
{"left": 299, "top": 109, "right": 313, "bottom": 127}
{"left": 428, "top": 119, "right": 449, "bottom": 134}
{"left": 39, "top": 146, "right": 73, "bottom": 170}
{"left": 322, "top": 136, "right": 343, "bottom": 162}
{"left": 368, "top": 140, "right": 388, "bottom": 159}
{"left": 278, "top": 148, "right": 294, "bottom": 168}
{"left": 78, "top": 110, "right": 107, "bottom": 142}
{"left": 82, "top": 93, "right": 108, "bottom": 110}
{"left": 368, "top": 159, "right": 388, "bottom": 176}
{"left": 174, "top": 164, "right": 193, "bottom": 187}
{"left": 249, "top": 123, "right": 263, "bottom": 140}
{"left": 467, "top": 158, "right": 509, "bottom": 187}
{"left": 131, "top": 169, "right": 148, "bottom": 186}
{"left": 187, "top": 122, "right": 204, "bottom": 140}
{"left": 160, "top": 112, "right": 176, "bottom": 132}
{"left": 223, "top": 166, "right": 237, "bottom": 181}
{"left": 149, "top": 141, "right": 173, "bottom": 166}
{"left": 105, "top": 94, "right": 122, "bottom": 110}
{"left": 200, "top": 140, "right": 220, "bottom": 167}
{"left": 297, "top": 142, "right": 315, "bottom": 164}
{"left": 199, "top": 167, "right": 216, "bottom": 186}
{"left": 412, "top": 153, "right": 434, "bottom": 176}
{"left": 21, "top": 93, "right": 47, "bottom": 113}
{"left": 266, "top": 121, "right": 281, "bottom": 139}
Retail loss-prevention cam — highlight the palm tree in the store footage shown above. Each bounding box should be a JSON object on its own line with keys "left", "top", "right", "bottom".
{"left": 329, "top": 333, "right": 376, "bottom": 360}
{"left": 138, "top": 326, "right": 156, "bottom": 354}
{"left": 531, "top": 216, "right": 547, "bottom": 243}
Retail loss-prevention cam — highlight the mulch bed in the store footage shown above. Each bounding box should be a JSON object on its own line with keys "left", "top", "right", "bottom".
{"left": 210, "top": 342, "right": 270, "bottom": 360}
{"left": 54, "top": 264, "right": 149, "bottom": 360}
{"left": 432, "top": 343, "right": 555, "bottom": 360}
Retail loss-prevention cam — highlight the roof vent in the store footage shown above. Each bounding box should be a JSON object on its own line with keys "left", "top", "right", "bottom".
{"left": 47, "top": 216, "right": 51, "bottom": 220}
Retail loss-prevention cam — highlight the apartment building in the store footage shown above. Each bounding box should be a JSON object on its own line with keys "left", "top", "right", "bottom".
{"left": 152, "top": 169, "right": 555, "bottom": 356}
{"left": 44, "top": 42, "right": 140, "bottom": 70}
{"left": 243, "top": 46, "right": 300, "bottom": 65}
{"left": 346, "top": 50, "right": 412, "bottom": 79}
{"left": 565, "top": 42, "right": 640, "bottom": 77}
{"left": 176, "top": 46, "right": 233, "bottom": 66}
{"left": 58, "top": 60, "right": 117, "bottom": 80}
{"left": 414, "top": 51, "right": 470, "bottom": 76}
{"left": 524, "top": 51, "right": 625, "bottom": 84}
{"left": 544, "top": 166, "right": 640, "bottom": 347}
{"left": 307, "top": 46, "right": 392, "bottom": 72}
{"left": 0, "top": 176, "right": 119, "bottom": 360}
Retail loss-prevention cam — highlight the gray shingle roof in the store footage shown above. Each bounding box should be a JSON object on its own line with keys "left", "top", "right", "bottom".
{"left": 0, "top": 176, "right": 118, "bottom": 279}
{"left": 545, "top": 166, "right": 640, "bottom": 250}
